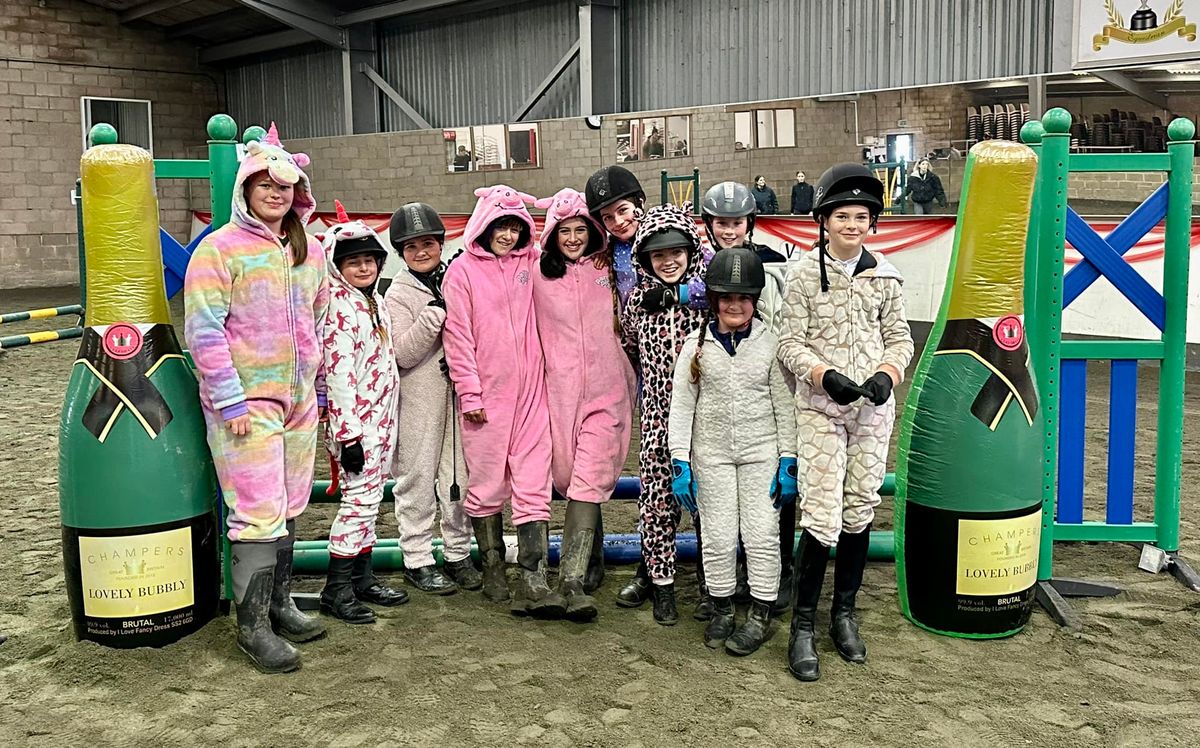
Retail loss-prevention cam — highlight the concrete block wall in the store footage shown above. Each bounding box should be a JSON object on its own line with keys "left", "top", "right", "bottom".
{"left": 0, "top": 0, "right": 219, "bottom": 290}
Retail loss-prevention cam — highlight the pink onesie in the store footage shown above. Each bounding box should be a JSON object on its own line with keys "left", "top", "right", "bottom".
{"left": 441, "top": 186, "right": 552, "bottom": 526}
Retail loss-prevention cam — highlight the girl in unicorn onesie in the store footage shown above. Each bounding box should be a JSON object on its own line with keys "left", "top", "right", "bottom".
{"left": 442, "top": 185, "right": 566, "bottom": 618}
{"left": 317, "top": 200, "right": 409, "bottom": 625}
{"left": 532, "top": 188, "right": 636, "bottom": 622}
{"left": 184, "top": 123, "right": 327, "bottom": 674}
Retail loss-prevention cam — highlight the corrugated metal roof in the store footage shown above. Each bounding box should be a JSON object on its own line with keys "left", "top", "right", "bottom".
{"left": 223, "top": 43, "right": 346, "bottom": 139}
{"left": 377, "top": 0, "right": 578, "bottom": 130}
{"left": 622, "top": 0, "right": 1054, "bottom": 110}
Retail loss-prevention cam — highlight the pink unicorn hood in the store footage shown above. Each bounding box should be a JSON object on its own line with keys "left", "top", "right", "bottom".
{"left": 462, "top": 184, "right": 537, "bottom": 258}
{"left": 534, "top": 188, "right": 603, "bottom": 249}
{"left": 232, "top": 122, "right": 316, "bottom": 239}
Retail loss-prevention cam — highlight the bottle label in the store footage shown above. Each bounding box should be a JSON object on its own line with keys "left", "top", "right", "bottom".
{"left": 955, "top": 512, "right": 1041, "bottom": 596}
{"left": 78, "top": 527, "right": 194, "bottom": 618}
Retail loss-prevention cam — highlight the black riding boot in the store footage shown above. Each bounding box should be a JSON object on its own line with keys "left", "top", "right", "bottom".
{"left": 693, "top": 514, "right": 714, "bottom": 621}
{"left": 352, "top": 549, "right": 409, "bottom": 606}
{"left": 471, "top": 513, "right": 510, "bottom": 603}
{"left": 651, "top": 582, "right": 678, "bottom": 626}
{"left": 726, "top": 598, "right": 773, "bottom": 656}
{"left": 787, "top": 530, "right": 830, "bottom": 682}
{"left": 558, "top": 500, "right": 600, "bottom": 622}
{"left": 320, "top": 555, "right": 376, "bottom": 624}
{"left": 703, "top": 595, "right": 735, "bottom": 649}
{"left": 616, "top": 561, "right": 652, "bottom": 609}
{"left": 511, "top": 521, "right": 568, "bottom": 618}
{"left": 830, "top": 524, "right": 871, "bottom": 664}
{"left": 269, "top": 520, "right": 326, "bottom": 643}
{"left": 233, "top": 540, "right": 301, "bottom": 673}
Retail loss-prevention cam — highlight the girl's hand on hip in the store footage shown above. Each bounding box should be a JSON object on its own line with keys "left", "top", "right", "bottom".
{"left": 464, "top": 409, "right": 487, "bottom": 424}
{"left": 226, "top": 414, "right": 251, "bottom": 436}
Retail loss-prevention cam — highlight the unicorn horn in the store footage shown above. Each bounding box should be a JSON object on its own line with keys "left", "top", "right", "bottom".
{"left": 265, "top": 122, "right": 281, "bottom": 146}
{"left": 334, "top": 199, "right": 350, "bottom": 223}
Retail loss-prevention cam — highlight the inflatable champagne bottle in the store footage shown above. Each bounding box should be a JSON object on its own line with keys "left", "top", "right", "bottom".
{"left": 894, "top": 140, "right": 1042, "bottom": 638}
{"left": 58, "top": 129, "right": 218, "bottom": 647}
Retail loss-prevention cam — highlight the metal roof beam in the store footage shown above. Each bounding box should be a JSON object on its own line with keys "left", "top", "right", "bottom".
{"left": 233, "top": 0, "right": 345, "bottom": 48}
{"left": 166, "top": 9, "right": 246, "bottom": 39}
{"left": 199, "top": 28, "right": 314, "bottom": 65}
{"left": 337, "top": 0, "right": 466, "bottom": 26}
{"left": 1092, "top": 69, "right": 1171, "bottom": 110}
{"left": 512, "top": 38, "right": 580, "bottom": 122}
{"left": 121, "top": 0, "right": 194, "bottom": 23}
{"left": 359, "top": 64, "right": 432, "bottom": 129}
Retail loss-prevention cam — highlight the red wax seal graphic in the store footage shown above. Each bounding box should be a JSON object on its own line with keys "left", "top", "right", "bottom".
{"left": 993, "top": 315, "right": 1024, "bottom": 352}
{"left": 103, "top": 323, "right": 143, "bottom": 360}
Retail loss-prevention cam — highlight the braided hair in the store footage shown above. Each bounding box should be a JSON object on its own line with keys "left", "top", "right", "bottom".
{"left": 689, "top": 290, "right": 721, "bottom": 383}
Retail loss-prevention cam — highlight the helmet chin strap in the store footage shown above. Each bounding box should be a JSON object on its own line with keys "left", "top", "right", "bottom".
{"left": 818, "top": 219, "right": 830, "bottom": 293}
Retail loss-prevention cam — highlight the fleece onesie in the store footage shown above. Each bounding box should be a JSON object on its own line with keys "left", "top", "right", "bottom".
{"left": 321, "top": 231, "right": 400, "bottom": 558}
{"left": 668, "top": 320, "right": 796, "bottom": 601}
{"left": 620, "top": 204, "right": 708, "bottom": 583}
{"left": 533, "top": 189, "right": 636, "bottom": 504}
{"left": 776, "top": 248, "right": 915, "bottom": 546}
{"left": 384, "top": 266, "right": 474, "bottom": 568}
{"left": 184, "top": 133, "right": 327, "bottom": 543}
{"left": 442, "top": 186, "right": 552, "bottom": 526}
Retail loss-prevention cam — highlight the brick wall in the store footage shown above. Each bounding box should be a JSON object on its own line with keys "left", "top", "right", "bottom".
{"left": 288, "top": 85, "right": 979, "bottom": 216}
{"left": 0, "top": 0, "right": 219, "bottom": 290}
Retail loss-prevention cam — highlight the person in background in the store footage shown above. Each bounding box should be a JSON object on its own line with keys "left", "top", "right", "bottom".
{"left": 790, "top": 171, "right": 814, "bottom": 215}
{"left": 751, "top": 176, "right": 778, "bottom": 215}
{"left": 452, "top": 146, "right": 471, "bottom": 172}
{"left": 904, "top": 158, "right": 947, "bottom": 215}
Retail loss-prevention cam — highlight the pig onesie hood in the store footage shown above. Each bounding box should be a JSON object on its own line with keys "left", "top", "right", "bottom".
{"left": 441, "top": 185, "right": 553, "bottom": 525}
{"left": 533, "top": 189, "right": 635, "bottom": 504}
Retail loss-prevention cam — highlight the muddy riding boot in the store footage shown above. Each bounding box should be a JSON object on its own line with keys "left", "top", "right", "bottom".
{"left": 733, "top": 552, "right": 751, "bottom": 604}
{"left": 232, "top": 540, "right": 300, "bottom": 674}
{"left": 726, "top": 599, "right": 773, "bottom": 656}
{"left": 616, "top": 561, "right": 652, "bottom": 608}
{"left": 512, "top": 521, "right": 568, "bottom": 618}
{"left": 404, "top": 563, "right": 457, "bottom": 595}
{"left": 582, "top": 512, "right": 605, "bottom": 594}
{"left": 788, "top": 530, "right": 830, "bottom": 682}
{"left": 443, "top": 557, "right": 483, "bottom": 591}
{"left": 269, "top": 520, "right": 327, "bottom": 643}
{"left": 704, "top": 595, "right": 735, "bottom": 649}
{"left": 353, "top": 550, "right": 409, "bottom": 606}
{"left": 774, "top": 502, "right": 797, "bottom": 617}
{"left": 471, "top": 513, "right": 511, "bottom": 603}
{"left": 693, "top": 515, "right": 714, "bottom": 621}
{"left": 830, "top": 525, "right": 871, "bottom": 664}
{"left": 558, "top": 501, "right": 600, "bottom": 622}
{"left": 320, "top": 555, "right": 376, "bottom": 624}
{"left": 651, "top": 582, "right": 679, "bottom": 626}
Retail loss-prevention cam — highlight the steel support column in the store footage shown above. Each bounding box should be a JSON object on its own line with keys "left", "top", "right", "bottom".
{"left": 579, "top": 0, "right": 621, "bottom": 115}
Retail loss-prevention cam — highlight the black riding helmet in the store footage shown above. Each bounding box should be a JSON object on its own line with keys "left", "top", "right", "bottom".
{"left": 705, "top": 246, "right": 765, "bottom": 296}
{"left": 701, "top": 181, "right": 757, "bottom": 245}
{"left": 389, "top": 202, "right": 446, "bottom": 251}
{"left": 585, "top": 165, "right": 646, "bottom": 220}
{"left": 811, "top": 164, "right": 886, "bottom": 292}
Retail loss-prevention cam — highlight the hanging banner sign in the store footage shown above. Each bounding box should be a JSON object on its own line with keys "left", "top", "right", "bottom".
{"left": 1075, "top": 0, "right": 1200, "bottom": 68}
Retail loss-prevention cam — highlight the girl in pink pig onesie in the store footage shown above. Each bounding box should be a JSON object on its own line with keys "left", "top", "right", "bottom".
{"left": 532, "top": 188, "right": 636, "bottom": 622}
{"left": 317, "top": 200, "right": 409, "bottom": 625}
{"left": 184, "top": 123, "right": 327, "bottom": 674}
{"left": 442, "top": 185, "right": 567, "bottom": 618}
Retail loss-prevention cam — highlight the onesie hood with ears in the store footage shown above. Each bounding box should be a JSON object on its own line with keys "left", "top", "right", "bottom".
{"left": 630, "top": 201, "right": 704, "bottom": 283}
{"left": 462, "top": 185, "right": 537, "bottom": 258}
{"left": 232, "top": 122, "right": 316, "bottom": 240}
{"left": 321, "top": 199, "right": 389, "bottom": 286}
{"left": 534, "top": 188, "right": 604, "bottom": 251}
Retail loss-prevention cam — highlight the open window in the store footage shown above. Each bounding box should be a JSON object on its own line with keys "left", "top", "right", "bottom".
{"left": 445, "top": 123, "right": 541, "bottom": 173}
{"left": 733, "top": 108, "right": 795, "bottom": 150}
{"left": 81, "top": 96, "right": 153, "bottom": 153}
{"left": 616, "top": 115, "right": 691, "bottom": 162}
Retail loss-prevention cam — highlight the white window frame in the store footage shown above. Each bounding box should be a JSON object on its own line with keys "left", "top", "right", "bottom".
{"left": 80, "top": 96, "right": 154, "bottom": 154}
{"left": 615, "top": 115, "right": 691, "bottom": 162}
{"left": 445, "top": 122, "right": 542, "bottom": 173}
{"left": 734, "top": 108, "right": 795, "bottom": 150}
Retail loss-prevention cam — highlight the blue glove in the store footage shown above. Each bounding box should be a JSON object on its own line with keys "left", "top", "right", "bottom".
{"left": 671, "top": 459, "right": 698, "bottom": 514}
{"left": 770, "top": 457, "right": 798, "bottom": 510}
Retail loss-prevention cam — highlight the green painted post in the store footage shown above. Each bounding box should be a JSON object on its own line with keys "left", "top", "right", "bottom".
{"left": 659, "top": 169, "right": 669, "bottom": 207}
{"left": 1155, "top": 118, "right": 1196, "bottom": 553}
{"left": 1032, "top": 108, "right": 1072, "bottom": 581}
{"left": 1019, "top": 120, "right": 1046, "bottom": 355}
{"left": 691, "top": 168, "right": 700, "bottom": 214}
{"left": 206, "top": 114, "right": 238, "bottom": 230}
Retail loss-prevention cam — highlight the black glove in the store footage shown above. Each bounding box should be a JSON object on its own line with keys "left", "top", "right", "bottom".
{"left": 340, "top": 441, "right": 365, "bottom": 474}
{"left": 822, "top": 369, "right": 868, "bottom": 406}
{"left": 427, "top": 297, "right": 445, "bottom": 309}
{"left": 860, "top": 371, "right": 894, "bottom": 406}
{"left": 438, "top": 357, "right": 450, "bottom": 377}
{"left": 639, "top": 285, "right": 681, "bottom": 312}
